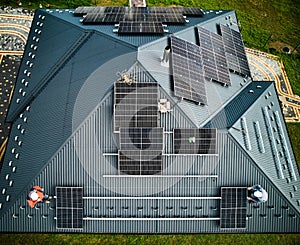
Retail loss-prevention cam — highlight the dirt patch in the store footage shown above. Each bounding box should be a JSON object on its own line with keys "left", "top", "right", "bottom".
{"left": 269, "top": 41, "right": 297, "bottom": 54}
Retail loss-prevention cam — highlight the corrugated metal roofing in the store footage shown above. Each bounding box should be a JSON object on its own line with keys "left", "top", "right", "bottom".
{"left": 0, "top": 7, "right": 299, "bottom": 233}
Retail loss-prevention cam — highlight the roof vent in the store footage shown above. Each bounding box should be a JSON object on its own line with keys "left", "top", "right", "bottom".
{"left": 161, "top": 46, "right": 171, "bottom": 64}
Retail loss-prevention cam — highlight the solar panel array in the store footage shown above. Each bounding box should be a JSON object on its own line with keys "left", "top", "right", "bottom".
{"left": 170, "top": 36, "right": 207, "bottom": 104}
{"left": 119, "top": 150, "right": 162, "bottom": 175}
{"left": 56, "top": 187, "right": 83, "bottom": 229}
{"left": 220, "top": 187, "right": 247, "bottom": 229}
{"left": 120, "top": 127, "right": 164, "bottom": 150}
{"left": 173, "top": 128, "right": 217, "bottom": 154}
{"left": 198, "top": 27, "right": 231, "bottom": 86}
{"left": 75, "top": 6, "right": 204, "bottom": 34}
{"left": 118, "top": 21, "right": 164, "bottom": 34}
{"left": 83, "top": 13, "right": 186, "bottom": 25}
{"left": 220, "top": 24, "right": 251, "bottom": 77}
{"left": 114, "top": 82, "right": 158, "bottom": 132}
{"left": 74, "top": 6, "right": 203, "bottom": 17}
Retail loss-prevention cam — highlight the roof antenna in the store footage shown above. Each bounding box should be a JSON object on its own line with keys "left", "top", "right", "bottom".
{"left": 117, "top": 70, "right": 135, "bottom": 85}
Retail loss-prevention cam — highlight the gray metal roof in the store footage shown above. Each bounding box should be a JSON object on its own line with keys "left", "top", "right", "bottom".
{"left": 0, "top": 7, "right": 299, "bottom": 233}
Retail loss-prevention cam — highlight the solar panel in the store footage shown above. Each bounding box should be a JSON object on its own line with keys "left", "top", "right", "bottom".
{"left": 114, "top": 82, "right": 158, "bottom": 132}
{"left": 170, "top": 36, "right": 207, "bottom": 105}
{"left": 83, "top": 13, "right": 124, "bottom": 24}
{"left": 56, "top": 187, "right": 83, "bottom": 229}
{"left": 120, "top": 127, "right": 164, "bottom": 150}
{"left": 198, "top": 27, "right": 231, "bottom": 86}
{"left": 220, "top": 24, "right": 251, "bottom": 77}
{"left": 118, "top": 21, "right": 164, "bottom": 34}
{"left": 182, "top": 7, "right": 204, "bottom": 16}
{"left": 220, "top": 187, "right": 247, "bottom": 229}
{"left": 119, "top": 150, "right": 162, "bottom": 175}
{"left": 173, "top": 128, "right": 217, "bottom": 154}
{"left": 74, "top": 6, "right": 123, "bottom": 16}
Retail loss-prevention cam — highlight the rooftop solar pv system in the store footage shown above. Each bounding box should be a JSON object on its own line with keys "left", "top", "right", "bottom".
{"left": 173, "top": 128, "right": 217, "bottom": 154}
{"left": 0, "top": 3, "right": 299, "bottom": 235}
{"left": 170, "top": 36, "right": 207, "bottom": 105}
{"left": 56, "top": 187, "right": 83, "bottom": 229}
{"left": 198, "top": 27, "right": 231, "bottom": 86}
{"left": 220, "top": 24, "right": 251, "bottom": 77}
{"left": 220, "top": 187, "right": 248, "bottom": 229}
{"left": 114, "top": 82, "right": 159, "bottom": 132}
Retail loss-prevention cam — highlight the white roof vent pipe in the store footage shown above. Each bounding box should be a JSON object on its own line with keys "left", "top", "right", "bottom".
{"left": 161, "top": 46, "right": 171, "bottom": 67}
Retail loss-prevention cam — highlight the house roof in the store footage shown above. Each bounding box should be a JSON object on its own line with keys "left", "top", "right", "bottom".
{"left": 0, "top": 7, "right": 299, "bottom": 233}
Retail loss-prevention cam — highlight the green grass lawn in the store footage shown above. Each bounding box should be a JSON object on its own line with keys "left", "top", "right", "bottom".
{"left": 0, "top": 233, "right": 300, "bottom": 244}
{"left": 0, "top": 0, "right": 299, "bottom": 242}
